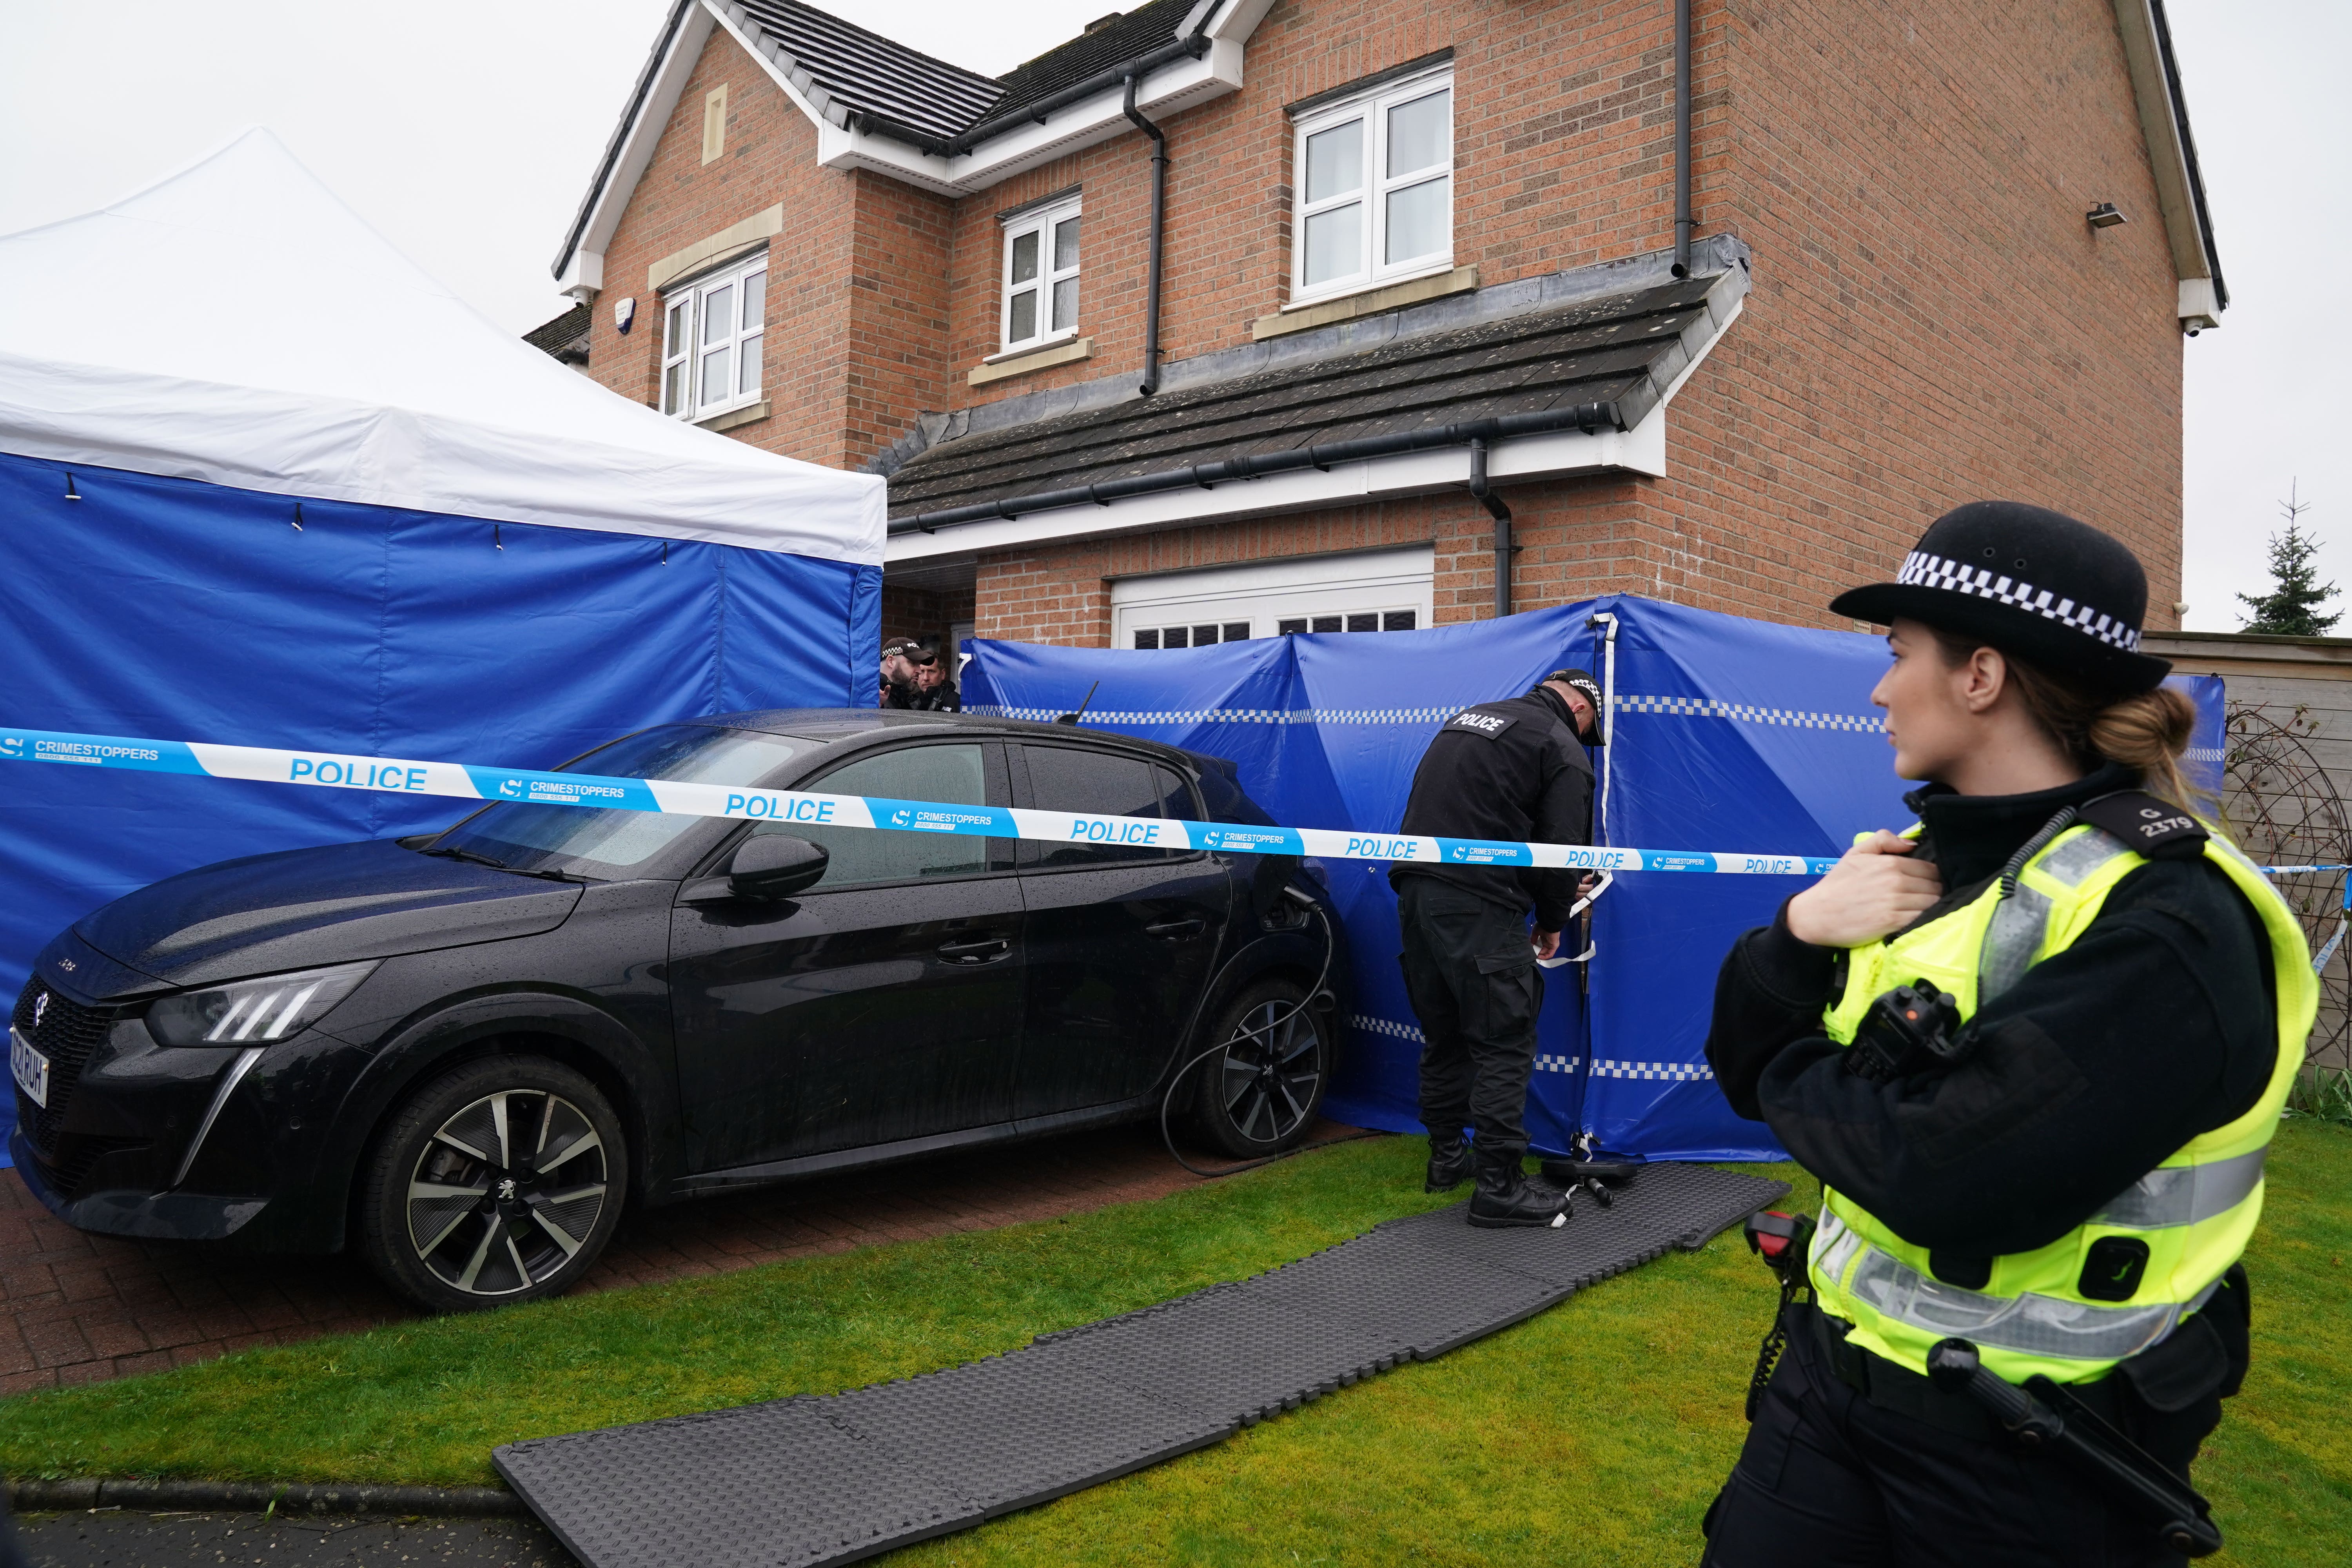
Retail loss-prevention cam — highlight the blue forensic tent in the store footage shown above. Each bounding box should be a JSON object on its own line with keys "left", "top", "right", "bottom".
{"left": 0, "top": 132, "right": 884, "bottom": 1089}
{"left": 964, "top": 597, "right": 2226, "bottom": 1161}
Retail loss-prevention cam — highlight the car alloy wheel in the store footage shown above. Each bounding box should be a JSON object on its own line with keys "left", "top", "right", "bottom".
{"left": 359, "top": 1055, "right": 626, "bottom": 1313}
{"left": 1192, "top": 980, "right": 1328, "bottom": 1158}
{"left": 407, "top": 1088, "right": 608, "bottom": 1298}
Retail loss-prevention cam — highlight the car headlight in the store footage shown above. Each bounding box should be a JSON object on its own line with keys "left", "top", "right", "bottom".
{"left": 145, "top": 961, "right": 381, "bottom": 1047}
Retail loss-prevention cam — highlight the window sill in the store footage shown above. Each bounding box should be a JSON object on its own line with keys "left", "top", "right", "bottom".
{"left": 1253, "top": 264, "right": 1477, "bottom": 341}
{"left": 968, "top": 336, "right": 1092, "bottom": 387}
{"left": 982, "top": 330, "right": 1079, "bottom": 365}
{"left": 695, "top": 399, "right": 770, "bottom": 433}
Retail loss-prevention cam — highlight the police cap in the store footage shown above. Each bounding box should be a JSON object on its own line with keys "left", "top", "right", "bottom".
{"left": 1830, "top": 501, "right": 2172, "bottom": 693}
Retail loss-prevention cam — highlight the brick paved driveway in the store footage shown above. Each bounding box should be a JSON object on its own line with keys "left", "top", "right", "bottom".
{"left": 0, "top": 1121, "right": 1364, "bottom": 1394}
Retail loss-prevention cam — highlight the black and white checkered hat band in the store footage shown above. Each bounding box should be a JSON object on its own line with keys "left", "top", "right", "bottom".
{"left": 1896, "top": 550, "right": 2142, "bottom": 652}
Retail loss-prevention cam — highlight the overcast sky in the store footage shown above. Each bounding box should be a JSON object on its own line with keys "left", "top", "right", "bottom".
{"left": 0, "top": 0, "right": 2340, "bottom": 632}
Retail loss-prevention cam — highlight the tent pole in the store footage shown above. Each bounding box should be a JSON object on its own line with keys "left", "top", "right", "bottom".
{"left": 1587, "top": 610, "right": 1620, "bottom": 844}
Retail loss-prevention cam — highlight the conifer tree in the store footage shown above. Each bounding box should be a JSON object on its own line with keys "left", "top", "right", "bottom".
{"left": 2238, "top": 482, "right": 2340, "bottom": 637}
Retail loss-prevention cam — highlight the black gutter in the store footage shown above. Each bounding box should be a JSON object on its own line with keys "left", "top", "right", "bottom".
{"left": 1466, "top": 438, "right": 1516, "bottom": 618}
{"left": 892, "top": 401, "right": 1624, "bottom": 534}
{"left": 1123, "top": 74, "right": 1170, "bottom": 397}
{"left": 1672, "top": 0, "right": 1693, "bottom": 278}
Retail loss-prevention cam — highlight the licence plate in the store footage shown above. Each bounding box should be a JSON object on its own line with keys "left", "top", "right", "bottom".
{"left": 10, "top": 1027, "right": 49, "bottom": 1109}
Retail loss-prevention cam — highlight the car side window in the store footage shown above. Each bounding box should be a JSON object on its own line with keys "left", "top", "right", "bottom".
{"left": 1020, "top": 744, "right": 1186, "bottom": 867}
{"left": 1151, "top": 764, "right": 1201, "bottom": 823}
{"left": 749, "top": 743, "right": 1000, "bottom": 889}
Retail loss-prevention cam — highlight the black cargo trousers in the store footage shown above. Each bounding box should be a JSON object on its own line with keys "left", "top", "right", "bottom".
{"left": 1396, "top": 875, "right": 1543, "bottom": 1148}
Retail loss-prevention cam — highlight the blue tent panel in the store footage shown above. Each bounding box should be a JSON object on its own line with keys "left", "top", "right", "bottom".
{"left": 0, "top": 452, "right": 878, "bottom": 1163}
{"left": 965, "top": 597, "right": 2232, "bottom": 1161}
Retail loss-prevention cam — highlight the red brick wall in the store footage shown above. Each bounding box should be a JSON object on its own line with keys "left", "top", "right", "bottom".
{"left": 582, "top": 27, "right": 946, "bottom": 471}
{"left": 580, "top": 0, "right": 2187, "bottom": 648}
{"left": 959, "top": 0, "right": 2186, "bottom": 641}
{"left": 937, "top": 0, "right": 1702, "bottom": 410}
{"left": 879, "top": 582, "right": 976, "bottom": 651}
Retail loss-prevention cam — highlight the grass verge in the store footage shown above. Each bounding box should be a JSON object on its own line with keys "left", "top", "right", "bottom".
{"left": 1, "top": 1124, "right": 2345, "bottom": 1565}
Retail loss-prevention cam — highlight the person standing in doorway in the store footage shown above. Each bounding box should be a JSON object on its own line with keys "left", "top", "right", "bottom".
{"left": 879, "top": 638, "right": 926, "bottom": 709}
{"left": 1392, "top": 669, "right": 1603, "bottom": 1226}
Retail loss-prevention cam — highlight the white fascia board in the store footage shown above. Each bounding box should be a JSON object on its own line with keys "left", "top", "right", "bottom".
{"left": 556, "top": 250, "right": 604, "bottom": 298}
{"left": 887, "top": 423, "right": 1646, "bottom": 568}
{"left": 2111, "top": 0, "right": 2212, "bottom": 287}
{"left": 806, "top": 42, "right": 1246, "bottom": 197}
{"left": 1203, "top": 0, "right": 1279, "bottom": 43}
{"left": 572, "top": 2, "right": 716, "bottom": 275}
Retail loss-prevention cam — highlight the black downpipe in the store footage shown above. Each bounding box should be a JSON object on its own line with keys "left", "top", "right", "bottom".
{"left": 1467, "top": 439, "right": 1515, "bottom": 619}
{"left": 893, "top": 399, "right": 1625, "bottom": 534}
{"left": 1122, "top": 75, "right": 1169, "bottom": 398}
{"left": 1672, "top": 0, "right": 1693, "bottom": 278}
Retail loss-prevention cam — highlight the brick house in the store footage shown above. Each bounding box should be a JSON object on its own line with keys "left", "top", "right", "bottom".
{"left": 547, "top": 0, "right": 2223, "bottom": 664}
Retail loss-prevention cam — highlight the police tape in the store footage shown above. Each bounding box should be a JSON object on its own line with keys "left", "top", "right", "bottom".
{"left": 0, "top": 725, "right": 1838, "bottom": 877}
{"left": 4, "top": 724, "right": 2347, "bottom": 880}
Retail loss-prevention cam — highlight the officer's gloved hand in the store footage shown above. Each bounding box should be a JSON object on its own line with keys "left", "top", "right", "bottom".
{"left": 1844, "top": 978, "right": 1969, "bottom": 1083}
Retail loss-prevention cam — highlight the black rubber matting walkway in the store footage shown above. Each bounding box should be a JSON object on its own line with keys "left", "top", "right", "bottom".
{"left": 494, "top": 1163, "right": 1788, "bottom": 1568}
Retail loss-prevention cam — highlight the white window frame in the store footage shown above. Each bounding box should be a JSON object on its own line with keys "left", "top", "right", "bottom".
{"left": 660, "top": 251, "right": 766, "bottom": 421}
{"left": 1110, "top": 546, "right": 1436, "bottom": 650}
{"left": 1289, "top": 67, "right": 1454, "bottom": 308}
{"left": 998, "top": 195, "right": 1082, "bottom": 356}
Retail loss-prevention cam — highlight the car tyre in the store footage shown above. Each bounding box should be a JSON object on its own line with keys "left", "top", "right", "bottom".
{"left": 1188, "top": 978, "right": 1330, "bottom": 1160}
{"left": 358, "top": 1055, "right": 626, "bottom": 1314}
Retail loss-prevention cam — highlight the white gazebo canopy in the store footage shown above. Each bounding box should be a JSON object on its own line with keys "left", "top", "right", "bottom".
{"left": 0, "top": 127, "right": 881, "bottom": 564}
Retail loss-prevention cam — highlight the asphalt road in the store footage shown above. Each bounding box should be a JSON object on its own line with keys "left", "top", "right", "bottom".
{"left": 14, "top": 1511, "right": 578, "bottom": 1567}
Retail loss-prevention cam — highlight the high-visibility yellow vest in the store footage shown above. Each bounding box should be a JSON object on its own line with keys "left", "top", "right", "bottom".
{"left": 1808, "top": 817, "right": 2314, "bottom": 1385}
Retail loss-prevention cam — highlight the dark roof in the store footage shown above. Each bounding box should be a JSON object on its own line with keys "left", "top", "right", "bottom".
{"left": 522, "top": 303, "right": 592, "bottom": 364}
{"left": 888, "top": 274, "right": 1727, "bottom": 522}
{"left": 990, "top": 0, "right": 1194, "bottom": 125}
{"left": 561, "top": 0, "right": 1209, "bottom": 275}
{"left": 736, "top": 0, "right": 1002, "bottom": 143}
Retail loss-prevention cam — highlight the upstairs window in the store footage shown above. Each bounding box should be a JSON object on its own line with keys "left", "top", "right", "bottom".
{"left": 661, "top": 252, "right": 765, "bottom": 421}
{"left": 1291, "top": 68, "right": 1453, "bottom": 305}
{"left": 1000, "top": 196, "right": 1081, "bottom": 354}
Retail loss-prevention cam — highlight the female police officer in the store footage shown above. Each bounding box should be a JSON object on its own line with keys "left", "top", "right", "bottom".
{"left": 1700, "top": 502, "right": 2313, "bottom": 1565}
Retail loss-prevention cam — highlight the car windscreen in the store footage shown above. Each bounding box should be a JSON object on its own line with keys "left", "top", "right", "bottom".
{"left": 426, "top": 726, "right": 821, "bottom": 878}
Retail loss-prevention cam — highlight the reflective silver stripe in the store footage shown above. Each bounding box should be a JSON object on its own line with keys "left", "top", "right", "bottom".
{"left": 2036, "top": 827, "right": 2131, "bottom": 888}
{"left": 1846, "top": 1242, "right": 2220, "bottom": 1362}
{"left": 1813, "top": 1206, "right": 1864, "bottom": 1287}
{"left": 2092, "top": 1146, "right": 2269, "bottom": 1229}
{"left": 169, "top": 1045, "right": 267, "bottom": 1189}
{"left": 1978, "top": 830, "right": 2132, "bottom": 1004}
{"left": 1978, "top": 882, "right": 2051, "bottom": 1005}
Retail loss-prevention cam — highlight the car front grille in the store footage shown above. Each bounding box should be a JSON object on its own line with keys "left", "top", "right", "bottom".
{"left": 11, "top": 978, "right": 115, "bottom": 1160}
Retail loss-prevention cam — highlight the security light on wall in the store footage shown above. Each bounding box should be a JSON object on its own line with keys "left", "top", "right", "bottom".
{"left": 2085, "top": 203, "right": 2127, "bottom": 229}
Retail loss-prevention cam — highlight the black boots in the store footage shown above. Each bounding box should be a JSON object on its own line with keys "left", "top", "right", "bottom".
{"left": 1425, "top": 1132, "right": 1473, "bottom": 1193}
{"left": 1467, "top": 1142, "right": 1572, "bottom": 1228}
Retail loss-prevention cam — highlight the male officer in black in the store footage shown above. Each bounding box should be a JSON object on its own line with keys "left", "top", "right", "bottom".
{"left": 1392, "top": 669, "right": 1601, "bottom": 1225}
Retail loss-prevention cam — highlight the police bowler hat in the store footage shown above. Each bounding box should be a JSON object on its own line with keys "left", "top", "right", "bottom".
{"left": 1830, "top": 501, "right": 2172, "bottom": 693}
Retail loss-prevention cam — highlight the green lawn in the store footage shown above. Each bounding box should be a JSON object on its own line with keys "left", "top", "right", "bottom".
{"left": 4, "top": 1121, "right": 2347, "bottom": 1566}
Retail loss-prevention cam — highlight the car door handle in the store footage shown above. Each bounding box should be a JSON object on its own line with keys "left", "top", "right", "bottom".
{"left": 936, "top": 935, "right": 1013, "bottom": 964}
{"left": 1144, "top": 916, "right": 1209, "bottom": 940}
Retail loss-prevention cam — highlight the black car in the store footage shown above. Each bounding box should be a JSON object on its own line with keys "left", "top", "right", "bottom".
{"left": 6, "top": 711, "right": 1345, "bottom": 1312}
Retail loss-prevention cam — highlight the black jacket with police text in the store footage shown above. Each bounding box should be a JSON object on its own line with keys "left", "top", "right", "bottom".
{"left": 1390, "top": 686, "right": 1595, "bottom": 929}
{"left": 1704, "top": 764, "right": 2279, "bottom": 1258}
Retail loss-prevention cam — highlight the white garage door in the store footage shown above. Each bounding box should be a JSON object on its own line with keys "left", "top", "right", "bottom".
{"left": 1109, "top": 545, "right": 1435, "bottom": 650}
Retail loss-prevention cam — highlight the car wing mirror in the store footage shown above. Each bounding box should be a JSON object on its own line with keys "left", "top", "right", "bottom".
{"left": 728, "top": 835, "right": 829, "bottom": 899}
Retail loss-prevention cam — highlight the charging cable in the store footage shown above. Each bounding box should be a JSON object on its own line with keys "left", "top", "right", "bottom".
{"left": 1158, "top": 890, "right": 1374, "bottom": 1179}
